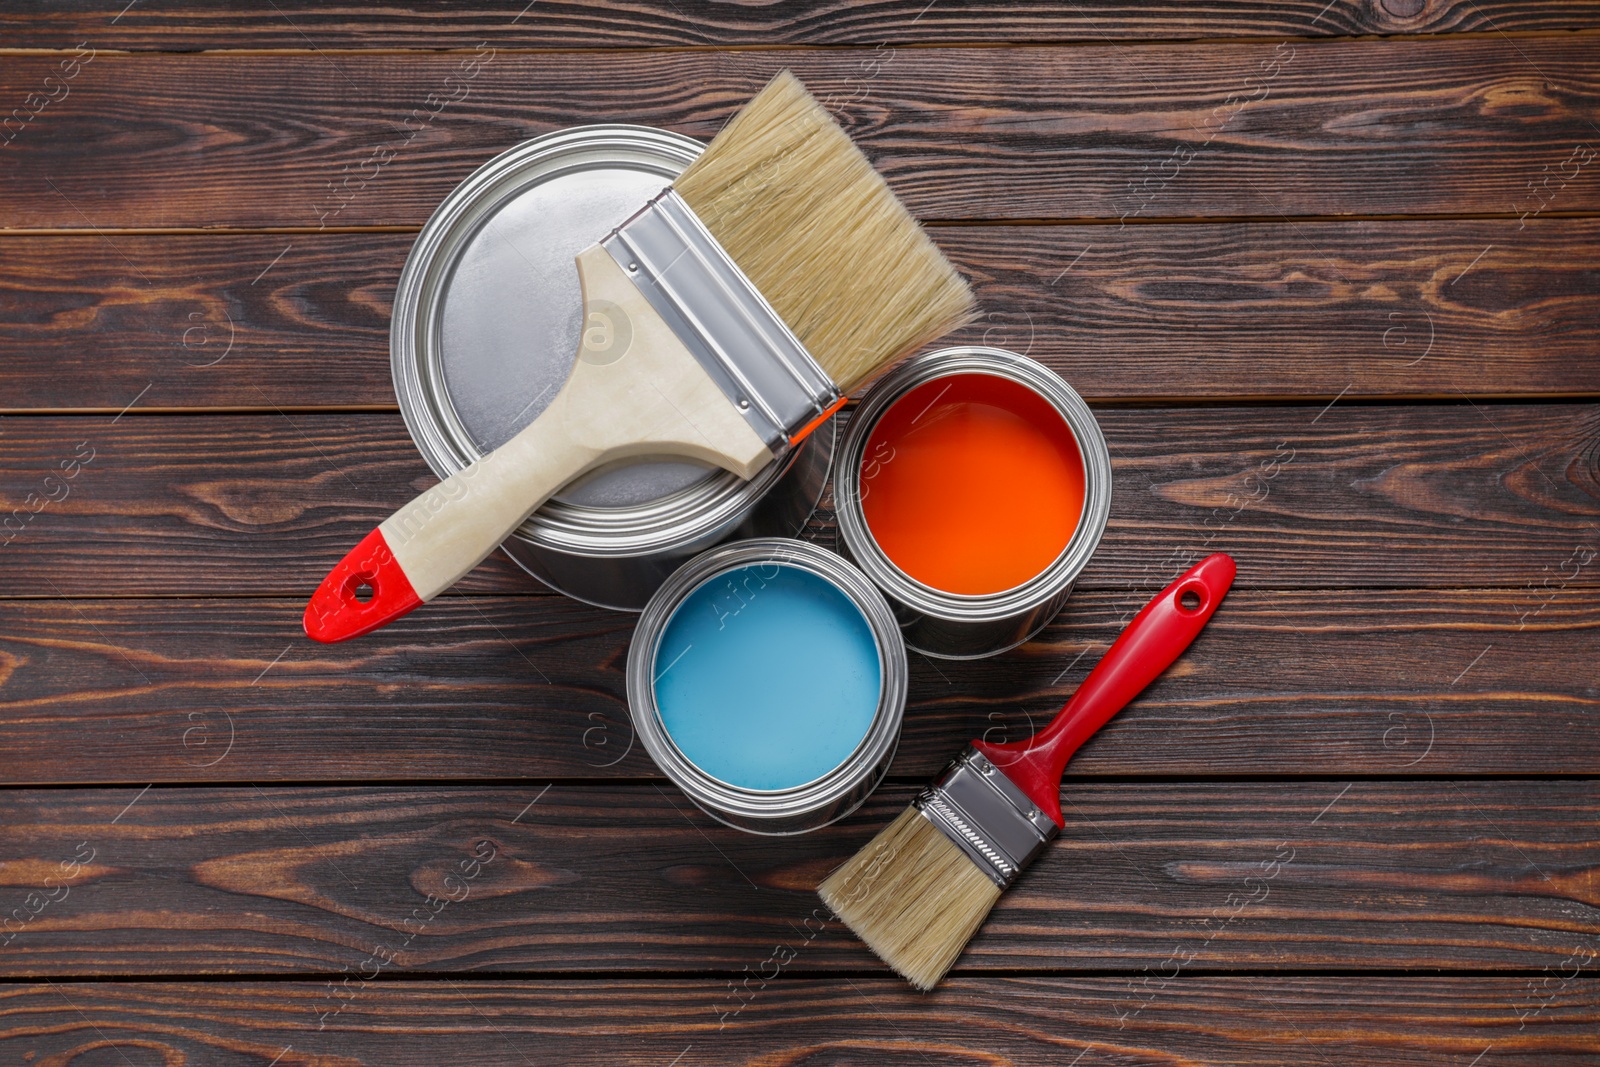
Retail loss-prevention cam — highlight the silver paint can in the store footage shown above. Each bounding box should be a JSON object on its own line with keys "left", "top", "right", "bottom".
{"left": 833, "top": 347, "right": 1112, "bottom": 659}
{"left": 626, "top": 539, "right": 907, "bottom": 835}
{"left": 391, "top": 126, "right": 834, "bottom": 611}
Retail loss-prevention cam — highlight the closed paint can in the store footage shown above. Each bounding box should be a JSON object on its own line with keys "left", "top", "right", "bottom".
{"left": 627, "top": 539, "right": 907, "bottom": 835}
{"left": 392, "top": 125, "right": 834, "bottom": 611}
{"left": 834, "top": 347, "right": 1112, "bottom": 659}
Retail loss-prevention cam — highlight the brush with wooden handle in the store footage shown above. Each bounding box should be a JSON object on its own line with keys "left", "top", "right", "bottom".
{"left": 819, "top": 553, "right": 1237, "bottom": 990}
{"left": 303, "top": 71, "right": 975, "bottom": 642}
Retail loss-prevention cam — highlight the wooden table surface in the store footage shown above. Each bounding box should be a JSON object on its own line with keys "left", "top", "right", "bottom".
{"left": 2, "top": 3, "right": 1597, "bottom": 1063}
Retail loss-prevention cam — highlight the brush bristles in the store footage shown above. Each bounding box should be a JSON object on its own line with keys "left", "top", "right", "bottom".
{"left": 674, "top": 71, "right": 976, "bottom": 394}
{"left": 818, "top": 806, "right": 1001, "bottom": 991}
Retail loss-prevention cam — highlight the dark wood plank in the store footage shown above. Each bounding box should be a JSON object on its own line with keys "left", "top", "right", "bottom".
{"left": 0, "top": 405, "right": 1594, "bottom": 597}
{"left": 6, "top": 1, "right": 1600, "bottom": 50}
{"left": 4, "top": 38, "right": 1599, "bottom": 228}
{"left": 0, "top": 783, "right": 1593, "bottom": 974}
{"left": 5, "top": 219, "right": 1598, "bottom": 411}
{"left": 0, "top": 234, "right": 393, "bottom": 412}
{"left": 944, "top": 218, "right": 1600, "bottom": 402}
{"left": 1, "top": 977, "right": 1594, "bottom": 1065}
{"left": 0, "top": 588, "right": 1593, "bottom": 783}
{"left": 0, "top": 412, "right": 530, "bottom": 596}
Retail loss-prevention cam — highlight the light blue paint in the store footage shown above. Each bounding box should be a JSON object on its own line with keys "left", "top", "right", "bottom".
{"left": 653, "top": 563, "right": 882, "bottom": 791}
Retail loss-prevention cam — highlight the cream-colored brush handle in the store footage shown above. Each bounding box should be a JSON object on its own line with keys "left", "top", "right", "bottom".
{"left": 380, "top": 405, "right": 602, "bottom": 601}
{"left": 303, "top": 246, "right": 775, "bottom": 642}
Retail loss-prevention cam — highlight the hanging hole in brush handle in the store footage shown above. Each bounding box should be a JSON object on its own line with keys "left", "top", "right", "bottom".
{"left": 971, "top": 553, "right": 1237, "bottom": 825}
{"left": 303, "top": 527, "right": 425, "bottom": 643}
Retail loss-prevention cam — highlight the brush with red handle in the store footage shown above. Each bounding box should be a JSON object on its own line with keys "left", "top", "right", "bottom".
{"left": 819, "top": 552, "right": 1236, "bottom": 990}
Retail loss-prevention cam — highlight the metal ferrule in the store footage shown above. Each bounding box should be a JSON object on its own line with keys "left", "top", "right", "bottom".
{"left": 915, "top": 747, "right": 1060, "bottom": 888}
{"left": 603, "top": 189, "right": 841, "bottom": 452}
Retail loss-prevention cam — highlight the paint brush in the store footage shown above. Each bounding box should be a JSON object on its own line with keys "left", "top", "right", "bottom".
{"left": 304, "top": 71, "right": 975, "bottom": 642}
{"left": 818, "top": 553, "right": 1237, "bottom": 990}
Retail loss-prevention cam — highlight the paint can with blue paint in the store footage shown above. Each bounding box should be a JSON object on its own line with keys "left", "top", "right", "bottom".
{"left": 626, "top": 538, "right": 908, "bottom": 834}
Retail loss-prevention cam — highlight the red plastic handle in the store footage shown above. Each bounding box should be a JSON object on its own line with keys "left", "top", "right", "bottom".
{"left": 302, "top": 527, "right": 423, "bottom": 643}
{"left": 972, "top": 553, "right": 1236, "bottom": 825}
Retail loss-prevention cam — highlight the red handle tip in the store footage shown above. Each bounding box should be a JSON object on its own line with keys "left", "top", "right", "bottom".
{"left": 1187, "top": 552, "right": 1237, "bottom": 598}
{"left": 303, "top": 528, "right": 423, "bottom": 643}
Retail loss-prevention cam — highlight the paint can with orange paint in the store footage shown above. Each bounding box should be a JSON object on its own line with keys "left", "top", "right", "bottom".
{"left": 833, "top": 347, "right": 1111, "bottom": 659}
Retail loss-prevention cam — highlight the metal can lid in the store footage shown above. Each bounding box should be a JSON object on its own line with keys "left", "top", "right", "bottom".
{"left": 392, "top": 125, "right": 800, "bottom": 553}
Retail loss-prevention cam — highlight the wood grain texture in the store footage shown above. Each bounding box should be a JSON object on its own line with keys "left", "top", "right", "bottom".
{"left": 0, "top": 783, "right": 1593, "bottom": 975}
{"left": 4, "top": 38, "right": 1598, "bottom": 229}
{"left": 0, "top": 406, "right": 1594, "bottom": 597}
{"left": 0, "top": 588, "right": 1593, "bottom": 783}
{"left": 0, "top": 977, "right": 1594, "bottom": 1066}
{"left": 5, "top": 0, "right": 1600, "bottom": 50}
{"left": 4, "top": 219, "right": 1598, "bottom": 411}
{"left": 0, "top": 7, "right": 1595, "bottom": 1056}
{"left": 0, "top": 234, "right": 392, "bottom": 412}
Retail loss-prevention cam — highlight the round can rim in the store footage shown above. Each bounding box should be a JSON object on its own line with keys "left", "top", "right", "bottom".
{"left": 834, "top": 346, "right": 1114, "bottom": 620}
{"left": 626, "top": 538, "right": 907, "bottom": 832}
{"left": 390, "top": 123, "right": 805, "bottom": 557}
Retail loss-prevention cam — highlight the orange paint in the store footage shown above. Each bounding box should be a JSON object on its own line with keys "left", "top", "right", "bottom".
{"left": 860, "top": 373, "right": 1085, "bottom": 595}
